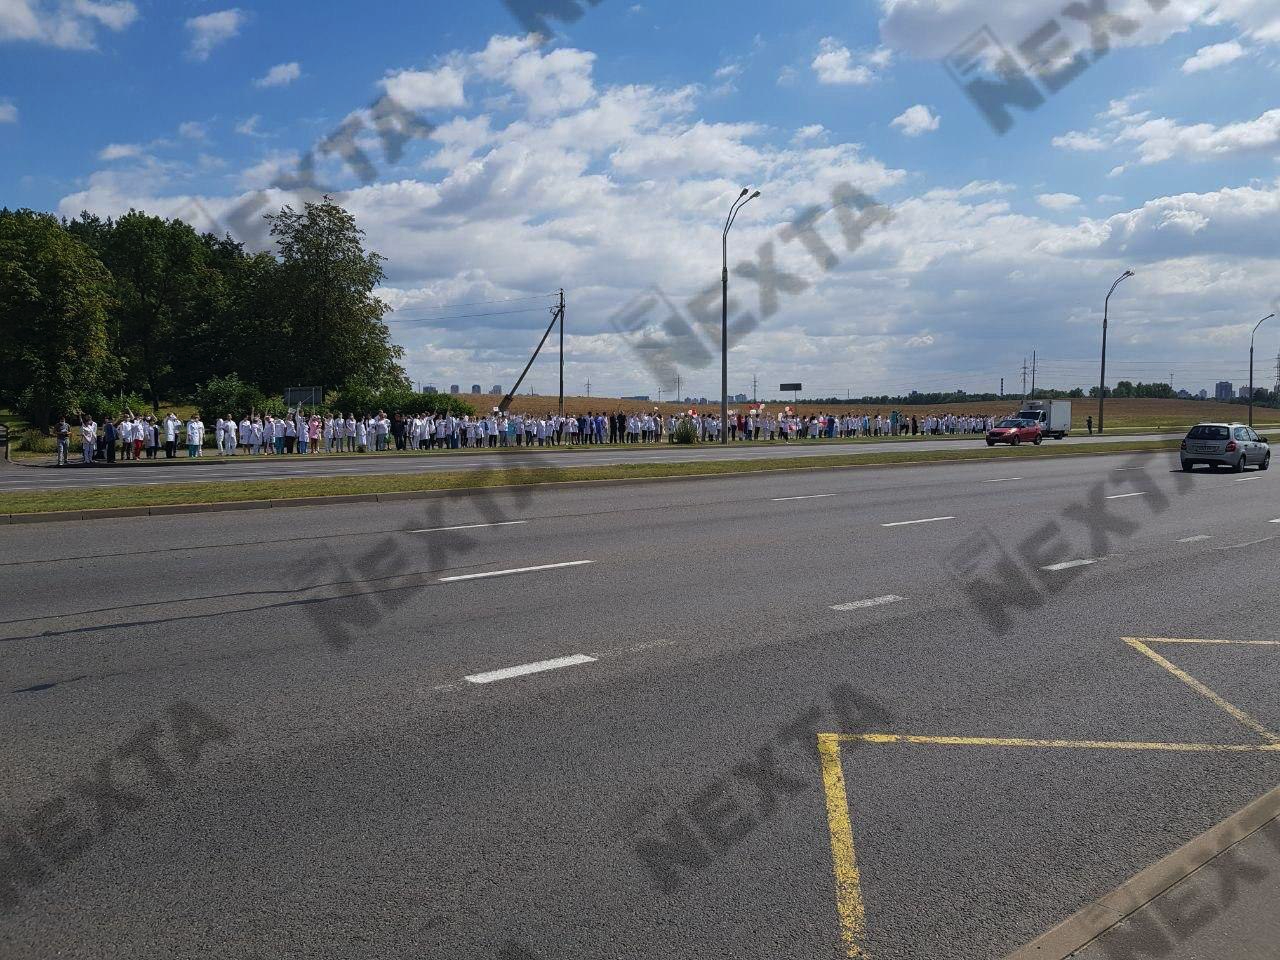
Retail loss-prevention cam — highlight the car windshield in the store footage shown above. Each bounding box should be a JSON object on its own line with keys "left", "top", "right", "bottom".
{"left": 1187, "top": 425, "right": 1229, "bottom": 440}
{"left": 996, "top": 420, "right": 1023, "bottom": 427}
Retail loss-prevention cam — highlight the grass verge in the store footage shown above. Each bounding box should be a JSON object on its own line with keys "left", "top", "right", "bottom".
{"left": 0, "top": 439, "right": 1182, "bottom": 516}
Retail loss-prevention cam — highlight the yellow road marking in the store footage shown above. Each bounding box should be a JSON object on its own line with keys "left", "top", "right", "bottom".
{"left": 1129, "top": 637, "right": 1280, "bottom": 646}
{"left": 828, "top": 733, "right": 1280, "bottom": 752}
{"left": 1123, "top": 638, "right": 1280, "bottom": 743}
{"left": 818, "top": 733, "right": 868, "bottom": 959}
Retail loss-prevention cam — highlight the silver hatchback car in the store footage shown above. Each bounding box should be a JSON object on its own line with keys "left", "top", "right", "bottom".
{"left": 1180, "top": 422, "right": 1271, "bottom": 472}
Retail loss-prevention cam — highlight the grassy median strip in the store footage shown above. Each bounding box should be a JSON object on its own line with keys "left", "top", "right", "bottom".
{"left": 1, "top": 439, "right": 1181, "bottom": 516}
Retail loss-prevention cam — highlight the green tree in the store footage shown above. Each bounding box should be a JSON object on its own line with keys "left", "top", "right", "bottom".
{"left": 267, "top": 197, "right": 404, "bottom": 391}
{"left": 0, "top": 210, "right": 114, "bottom": 427}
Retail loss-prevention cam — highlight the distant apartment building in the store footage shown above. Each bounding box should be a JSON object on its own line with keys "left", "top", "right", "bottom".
{"left": 1215, "top": 381, "right": 1233, "bottom": 401}
{"left": 471, "top": 384, "right": 482, "bottom": 394}
{"left": 1198, "top": 389, "right": 1208, "bottom": 400}
{"left": 1240, "top": 385, "right": 1252, "bottom": 400}
{"left": 424, "top": 385, "right": 438, "bottom": 395}
{"left": 450, "top": 385, "right": 460, "bottom": 395}
{"left": 490, "top": 385, "right": 503, "bottom": 395}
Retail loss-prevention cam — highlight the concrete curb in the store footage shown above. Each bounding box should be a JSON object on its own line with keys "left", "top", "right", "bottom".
{"left": 1005, "top": 781, "right": 1280, "bottom": 959}
{"left": 1, "top": 443, "right": 1180, "bottom": 526}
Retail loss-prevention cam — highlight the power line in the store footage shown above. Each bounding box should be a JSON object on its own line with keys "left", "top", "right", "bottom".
{"left": 388, "top": 305, "right": 557, "bottom": 324}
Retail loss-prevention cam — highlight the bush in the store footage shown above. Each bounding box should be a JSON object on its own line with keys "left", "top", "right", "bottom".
{"left": 16, "top": 428, "right": 57, "bottom": 453}
{"left": 673, "top": 418, "right": 698, "bottom": 444}
{"left": 328, "top": 382, "right": 476, "bottom": 418}
{"left": 193, "top": 374, "right": 269, "bottom": 421}
{"left": 74, "top": 390, "right": 148, "bottom": 423}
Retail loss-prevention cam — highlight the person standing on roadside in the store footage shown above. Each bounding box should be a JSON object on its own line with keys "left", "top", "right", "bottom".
{"left": 164, "top": 412, "right": 180, "bottom": 458}
{"left": 56, "top": 416, "right": 71, "bottom": 466}
{"left": 79, "top": 414, "right": 96, "bottom": 465}
{"left": 1086, "top": 415, "right": 1093, "bottom": 435}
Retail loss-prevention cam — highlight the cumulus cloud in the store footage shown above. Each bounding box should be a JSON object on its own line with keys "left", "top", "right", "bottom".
{"left": 186, "top": 8, "right": 244, "bottom": 61}
{"left": 381, "top": 64, "right": 466, "bottom": 110}
{"left": 1053, "top": 131, "right": 1108, "bottom": 151}
{"left": 56, "top": 33, "right": 1280, "bottom": 398}
{"left": 0, "top": 98, "right": 16, "bottom": 123}
{"left": 891, "top": 104, "right": 940, "bottom": 136}
{"left": 0, "top": 0, "right": 137, "bottom": 49}
{"left": 179, "top": 121, "right": 207, "bottom": 140}
{"left": 254, "top": 62, "right": 302, "bottom": 88}
{"left": 1037, "top": 192, "right": 1081, "bottom": 211}
{"left": 1181, "top": 40, "right": 1246, "bottom": 72}
{"left": 811, "top": 38, "right": 891, "bottom": 85}
{"left": 99, "top": 142, "right": 143, "bottom": 160}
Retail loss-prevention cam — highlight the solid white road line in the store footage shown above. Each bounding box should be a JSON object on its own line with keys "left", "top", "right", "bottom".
{"left": 1221, "top": 536, "right": 1280, "bottom": 550}
{"left": 465, "top": 654, "right": 597, "bottom": 685}
{"left": 981, "top": 478, "right": 1022, "bottom": 483}
{"left": 1041, "top": 558, "right": 1102, "bottom": 572}
{"left": 1177, "top": 535, "right": 1212, "bottom": 543}
{"left": 438, "top": 560, "right": 594, "bottom": 583}
{"left": 411, "top": 521, "right": 528, "bottom": 534}
{"left": 1272, "top": 519, "right": 1280, "bottom": 524}
{"left": 881, "top": 516, "right": 955, "bottom": 527}
{"left": 830, "top": 595, "right": 905, "bottom": 612}
{"left": 772, "top": 494, "right": 836, "bottom": 502}
{"left": 1105, "top": 492, "right": 1147, "bottom": 500}
{"left": 1233, "top": 476, "right": 1261, "bottom": 483}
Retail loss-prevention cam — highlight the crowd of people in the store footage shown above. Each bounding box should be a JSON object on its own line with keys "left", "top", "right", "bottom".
{"left": 54, "top": 408, "right": 1002, "bottom": 465}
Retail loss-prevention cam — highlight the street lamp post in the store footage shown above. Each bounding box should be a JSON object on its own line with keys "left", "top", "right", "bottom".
{"left": 1097, "top": 269, "right": 1134, "bottom": 435}
{"left": 1250, "top": 313, "right": 1274, "bottom": 427}
{"left": 722, "top": 187, "right": 760, "bottom": 444}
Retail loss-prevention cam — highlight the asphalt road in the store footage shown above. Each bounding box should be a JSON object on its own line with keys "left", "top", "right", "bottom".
{"left": 0, "top": 430, "right": 1183, "bottom": 491}
{"left": 2, "top": 450, "right": 1278, "bottom": 959}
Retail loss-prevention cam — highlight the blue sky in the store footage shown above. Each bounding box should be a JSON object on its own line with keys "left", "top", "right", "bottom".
{"left": 2, "top": 0, "right": 1279, "bottom": 400}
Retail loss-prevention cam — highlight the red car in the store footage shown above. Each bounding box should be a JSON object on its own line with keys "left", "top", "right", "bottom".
{"left": 986, "top": 418, "right": 1042, "bottom": 447}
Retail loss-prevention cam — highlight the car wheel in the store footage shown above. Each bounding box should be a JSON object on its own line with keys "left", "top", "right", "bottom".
{"left": 986, "top": 440, "right": 995, "bottom": 447}
{"left": 1261, "top": 454, "right": 1271, "bottom": 472}
{"left": 1011, "top": 435, "right": 1020, "bottom": 446}
{"left": 1233, "top": 454, "right": 1246, "bottom": 473}
{"left": 1181, "top": 459, "right": 1193, "bottom": 472}
{"left": 1033, "top": 436, "right": 1042, "bottom": 446}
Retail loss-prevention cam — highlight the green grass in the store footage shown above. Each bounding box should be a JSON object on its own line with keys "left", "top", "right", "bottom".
{"left": 0, "top": 439, "right": 1181, "bottom": 516}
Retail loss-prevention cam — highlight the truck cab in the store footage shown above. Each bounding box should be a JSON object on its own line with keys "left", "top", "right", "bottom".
{"left": 1016, "top": 400, "right": 1071, "bottom": 439}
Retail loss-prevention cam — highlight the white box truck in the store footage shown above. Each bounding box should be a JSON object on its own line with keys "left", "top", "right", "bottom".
{"left": 1017, "top": 400, "right": 1071, "bottom": 439}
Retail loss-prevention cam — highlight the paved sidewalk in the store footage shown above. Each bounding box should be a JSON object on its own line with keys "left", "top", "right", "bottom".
{"left": 1009, "top": 783, "right": 1280, "bottom": 960}
{"left": 1073, "top": 817, "right": 1280, "bottom": 959}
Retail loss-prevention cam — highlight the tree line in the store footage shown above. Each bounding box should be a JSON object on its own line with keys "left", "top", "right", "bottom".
{"left": 0, "top": 197, "right": 416, "bottom": 429}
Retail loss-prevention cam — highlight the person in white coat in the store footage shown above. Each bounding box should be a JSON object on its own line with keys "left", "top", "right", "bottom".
{"left": 222, "top": 415, "right": 237, "bottom": 455}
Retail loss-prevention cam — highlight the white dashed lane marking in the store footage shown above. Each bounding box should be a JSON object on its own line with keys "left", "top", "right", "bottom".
{"left": 438, "top": 560, "right": 594, "bottom": 583}
{"left": 1177, "top": 535, "right": 1212, "bottom": 543}
{"left": 881, "top": 516, "right": 955, "bottom": 528}
{"left": 411, "top": 521, "right": 528, "bottom": 534}
{"left": 773, "top": 494, "right": 836, "bottom": 502}
{"left": 464, "top": 654, "right": 597, "bottom": 685}
{"left": 1105, "top": 492, "right": 1147, "bottom": 500}
{"left": 1041, "top": 558, "right": 1102, "bottom": 572}
{"left": 830, "top": 595, "right": 905, "bottom": 612}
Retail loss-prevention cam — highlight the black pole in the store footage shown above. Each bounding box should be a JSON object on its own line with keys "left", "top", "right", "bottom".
{"left": 558, "top": 288, "right": 564, "bottom": 420}
{"left": 1098, "top": 270, "right": 1133, "bottom": 434}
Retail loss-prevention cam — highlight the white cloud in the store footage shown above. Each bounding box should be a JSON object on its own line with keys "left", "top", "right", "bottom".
{"left": 186, "top": 8, "right": 244, "bottom": 61}
{"left": 235, "top": 114, "right": 265, "bottom": 137}
{"left": 793, "top": 124, "right": 826, "bottom": 143}
{"left": 1036, "top": 192, "right": 1081, "bottom": 211}
{"left": 99, "top": 142, "right": 143, "bottom": 160}
{"left": 812, "top": 37, "right": 891, "bottom": 85}
{"left": 1115, "top": 106, "right": 1280, "bottom": 165}
{"left": 254, "top": 61, "right": 301, "bottom": 88}
{"left": 179, "top": 121, "right": 207, "bottom": 140}
{"left": 0, "top": 99, "right": 16, "bottom": 123}
{"left": 890, "top": 104, "right": 939, "bottom": 137}
{"left": 1181, "top": 40, "right": 1246, "bottom": 73}
{"left": 57, "top": 32, "right": 1280, "bottom": 399}
{"left": 0, "top": 0, "right": 137, "bottom": 49}
{"left": 4, "top": 0, "right": 139, "bottom": 44}
{"left": 1052, "top": 131, "right": 1108, "bottom": 151}
{"left": 381, "top": 64, "right": 466, "bottom": 110}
